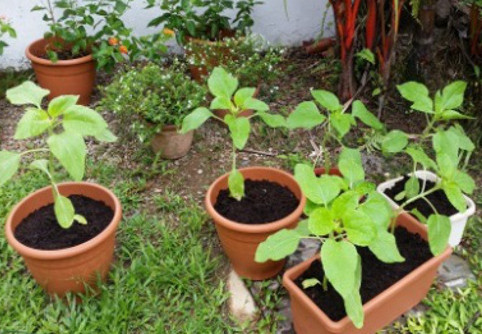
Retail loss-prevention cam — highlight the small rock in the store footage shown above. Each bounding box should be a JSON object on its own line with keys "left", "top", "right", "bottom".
{"left": 227, "top": 269, "right": 258, "bottom": 323}
{"left": 438, "top": 254, "right": 475, "bottom": 289}
{"left": 197, "top": 169, "right": 203, "bottom": 174}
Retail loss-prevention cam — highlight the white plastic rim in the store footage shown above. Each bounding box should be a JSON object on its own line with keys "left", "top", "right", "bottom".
{"left": 377, "top": 170, "right": 476, "bottom": 247}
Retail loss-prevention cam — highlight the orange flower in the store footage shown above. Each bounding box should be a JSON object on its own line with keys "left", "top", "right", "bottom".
{"left": 119, "top": 45, "right": 128, "bottom": 54}
{"left": 108, "top": 37, "right": 119, "bottom": 46}
{"left": 163, "top": 28, "right": 175, "bottom": 37}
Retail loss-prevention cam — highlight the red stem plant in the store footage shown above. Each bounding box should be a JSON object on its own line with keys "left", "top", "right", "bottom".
{"left": 470, "top": 3, "right": 482, "bottom": 58}
{"left": 329, "top": 0, "right": 362, "bottom": 102}
{"left": 366, "top": 0, "right": 377, "bottom": 50}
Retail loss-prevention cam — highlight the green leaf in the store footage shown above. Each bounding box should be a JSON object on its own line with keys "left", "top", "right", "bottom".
{"left": 287, "top": 101, "right": 325, "bottom": 130}
{"left": 294, "top": 219, "right": 311, "bottom": 236}
{"left": 48, "top": 132, "right": 86, "bottom": 181}
{"left": 343, "top": 210, "right": 377, "bottom": 246}
{"left": 343, "top": 255, "right": 364, "bottom": 329}
{"left": 311, "top": 89, "right": 342, "bottom": 112}
{"left": 321, "top": 239, "right": 358, "bottom": 297}
{"left": 427, "top": 214, "right": 451, "bottom": 256}
{"left": 453, "top": 171, "right": 475, "bottom": 194}
{"left": 351, "top": 100, "right": 383, "bottom": 130}
{"left": 294, "top": 164, "right": 341, "bottom": 205}
{"left": 255, "top": 229, "right": 301, "bottom": 262}
{"left": 94, "top": 128, "right": 117, "bottom": 142}
{"left": 439, "top": 110, "right": 473, "bottom": 121}
{"left": 404, "top": 176, "right": 420, "bottom": 198}
{"left": 405, "top": 146, "right": 437, "bottom": 169}
{"left": 382, "top": 130, "right": 408, "bottom": 154}
{"left": 308, "top": 207, "right": 335, "bottom": 236}
{"left": 441, "top": 81, "right": 466, "bottom": 110}
{"left": 330, "top": 113, "right": 355, "bottom": 138}
{"left": 442, "top": 181, "right": 467, "bottom": 213}
{"left": 225, "top": 115, "right": 250, "bottom": 150}
{"left": 48, "top": 95, "right": 79, "bottom": 117}
{"left": 436, "top": 152, "right": 457, "bottom": 180}
{"left": 369, "top": 230, "right": 405, "bottom": 263}
{"left": 29, "top": 159, "right": 52, "bottom": 178}
{"left": 14, "top": 108, "right": 51, "bottom": 139}
{"left": 356, "top": 48, "right": 375, "bottom": 64}
{"left": 242, "top": 98, "right": 269, "bottom": 112}
{"left": 6, "top": 81, "right": 50, "bottom": 108}
{"left": 433, "top": 130, "right": 459, "bottom": 162}
{"left": 394, "top": 191, "right": 406, "bottom": 201}
{"left": 0, "top": 151, "right": 21, "bottom": 186}
{"left": 180, "top": 107, "right": 213, "bottom": 133}
{"left": 410, "top": 208, "right": 427, "bottom": 224}
{"left": 228, "top": 169, "right": 244, "bottom": 201}
{"left": 234, "top": 88, "right": 256, "bottom": 108}
{"left": 210, "top": 96, "right": 232, "bottom": 110}
{"left": 338, "top": 147, "right": 365, "bottom": 186}
{"left": 63, "top": 105, "right": 108, "bottom": 136}
{"left": 54, "top": 195, "right": 75, "bottom": 228}
{"left": 302, "top": 278, "right": 321, "bottom": 289}
{"left": 396, "top": 82, "right": 433, "bottom": 113}
{"left": 208, "top": 67, "right": 238, "bottom": 99}
{"left": 448, "top": 125, "right": 474, "bottom": 152}
{"left": 332, "top": 191, "right": 359, "bottom": 218}
{"left": 74, "top": 214, "right": 87, "bottom": 225}
{"left": 256, "top": 111, "right": 286, "bottom": 128}
{"left": 353, "top": 181, "right": 376, "bottom": 196}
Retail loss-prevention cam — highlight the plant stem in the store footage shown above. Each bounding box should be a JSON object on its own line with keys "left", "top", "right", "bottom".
{"left": 322, "top": 275, "right": 328, "bottom": 291}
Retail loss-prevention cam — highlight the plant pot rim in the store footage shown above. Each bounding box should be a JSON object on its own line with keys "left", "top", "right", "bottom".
{"left": 205, "top": 166, "right": 306, "bottom": 233}
{"left": 5, "top": 181, "right": 122, "bottom": 260}
{"left": 282, "top": 212, "right": 452, "bottom": 332}
{"left": 26, "top": 38, "right": 94, "bottom": 66}
{"left": 377, "top": 170, "right": 476, "bottom": 220}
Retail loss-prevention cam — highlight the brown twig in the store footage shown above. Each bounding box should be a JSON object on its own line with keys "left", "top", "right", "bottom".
{"left": 240, "top": 148, "right": 277, "bottom": 157}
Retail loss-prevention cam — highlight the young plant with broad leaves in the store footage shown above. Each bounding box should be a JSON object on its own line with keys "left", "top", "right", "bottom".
{"left": 180, "top": 67, "right": 285, "bottom": 200}
{"left": 0, "top": 81, "right": 116, "bottom": 228}
{"left": 379, "top": 80, "right": 475, "bottom": 255}
{"left": 285, "top": 88, "right": 385, "bottom": 172}
{"left": 255, "top": 150, "right": 404, "bottom": 328}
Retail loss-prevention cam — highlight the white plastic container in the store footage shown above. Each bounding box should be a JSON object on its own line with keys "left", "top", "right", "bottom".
{"left": 377, "top": 170, "right": 476, "bottom": 247}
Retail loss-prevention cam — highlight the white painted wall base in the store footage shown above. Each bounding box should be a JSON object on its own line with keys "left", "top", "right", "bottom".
{"left": 0, "top": 0, "right": 333, "bottom": 70}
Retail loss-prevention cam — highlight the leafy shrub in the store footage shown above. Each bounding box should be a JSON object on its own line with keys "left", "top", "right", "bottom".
{"left": 0, "top": 16, "right": 16, "bottom": 55}
{"left": 100, "top": 61, "right": 207, "bottom": 143}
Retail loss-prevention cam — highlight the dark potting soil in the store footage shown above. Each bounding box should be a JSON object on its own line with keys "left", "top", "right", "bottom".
{"left": 14, "top": 195, "right": 114, "bottom": 250}
{"left": 295, "top": 227, "right": 433, "bottom": 322}
{"left": 384, "top": 175, "right": 458, "bottom": 217}
{"left": 214, "top": 179, "right": 300, "bottom": 224}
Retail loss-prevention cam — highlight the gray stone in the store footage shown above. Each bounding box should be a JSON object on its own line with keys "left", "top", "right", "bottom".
{"left": 437, "top": 254, "right": 475, "bottom": 289}
{"left": 227, "top": 269, "right": 258, "bottom": 323}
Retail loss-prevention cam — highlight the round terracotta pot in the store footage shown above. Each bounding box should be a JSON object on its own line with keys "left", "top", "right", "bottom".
{"left": 26, "top": 38, "right": 96, "bottom": 105}
{"left": 150, "top": 125, "right": 194, "bottom": 160}
{"left": 5, "top": 182, "right": 122, "bottom": 297}
{"left": 205, "top": 167, "right": 306, "bottom": 280}
{"left": 213, "top": 85, "right": 261, "bottom": 120}
{"left": 184, "top": 30, "right": 237, "bottom": 82}
{"left": 314, "top": 167, "right": 342, "bottom": 177}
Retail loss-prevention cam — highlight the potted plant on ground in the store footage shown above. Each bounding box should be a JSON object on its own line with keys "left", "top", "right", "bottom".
{"left": 146, "top": 0, "right": 263, "bottom": 81}
{"left": 27, "top": 0, "right": 136, "bottom": 105}
{"left": 180, "top": 67, "right": 305, "bottom": 280}
{"left": 1, "top": 81, "right": 121, "bottom": 297}
{"left": 376, "top": 81, "right": 476, "bottom": 247}
{"left": 99, "top": 61, "right": 206, "bottom": 159}
{"left": 255, "top": 152, "right": 452, "bottom": 333}
{"left": 0, "top": 15, "right": 16, "bottom": 55}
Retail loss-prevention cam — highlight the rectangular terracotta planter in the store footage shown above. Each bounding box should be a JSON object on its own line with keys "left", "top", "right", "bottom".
{"left": 283, "top": 213, "right": 452, "bottom": 334}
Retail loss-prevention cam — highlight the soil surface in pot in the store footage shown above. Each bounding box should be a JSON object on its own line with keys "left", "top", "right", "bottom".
{"left": 214, "top": 179, "right": 299, "bottom": 224}
{"left": 384, "top": 175, "right": 458, "bottom": 217}
{"left": 295, "top": 226, "right": 432, "bottom": 322}
{"left": 14, "top": 195, "right": 114, "bottom": 250}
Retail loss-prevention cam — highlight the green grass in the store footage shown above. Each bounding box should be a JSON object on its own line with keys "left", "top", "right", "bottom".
{"left": 0, "top": 162, "right": 245, "bottom": 333}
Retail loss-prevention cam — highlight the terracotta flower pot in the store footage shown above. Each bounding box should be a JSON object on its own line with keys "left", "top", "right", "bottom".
{"left": 184, "top": 30, "right": 236, "bottom": 82}
{"left": 150, "top": 125, "right": 194, "bottom": 160}
{"left": 314, "top": 167, "right": 342, "bottom": 177}
{"left": 26, "top": 38, "right": 96, "bottom": 105}
{"left": 205, "top": 167, "right": 306, "bottom": 280}
{"left": 283, "top": 213, "right": 452, "bottom": 334}
{"left": 213, "top": 85, "right": 261, "bottom": 120}
{"left": 5, "top": 182, "right": 122, "bottom": 297}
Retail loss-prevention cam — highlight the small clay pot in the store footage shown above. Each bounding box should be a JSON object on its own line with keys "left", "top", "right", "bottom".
{"left": 205, "top": 167, "right": 306, "bottom": 280}
{"left": 314, "top": 167, "right": 342, "bottom": 177}
{"left": 151, "top": 125, "right": 194, "bottom": 160}
{"left": 5, "top": 182, "right": 122, "bottom": 297}
{"left": 184, "top": 30, "right": 237, "bottom": 82}
{"left": 213, "top": 85, "right": 261, "bottom": 120}
{"left": 283, "top": 213, "right": 452, "bottom": 334}
{"left": 26, "top": 38, "right": 96, "bottom": 105}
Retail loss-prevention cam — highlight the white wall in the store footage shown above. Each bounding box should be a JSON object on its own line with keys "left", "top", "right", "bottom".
{"left": 0, "top": 0, "right": 333, "bottom": 70}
